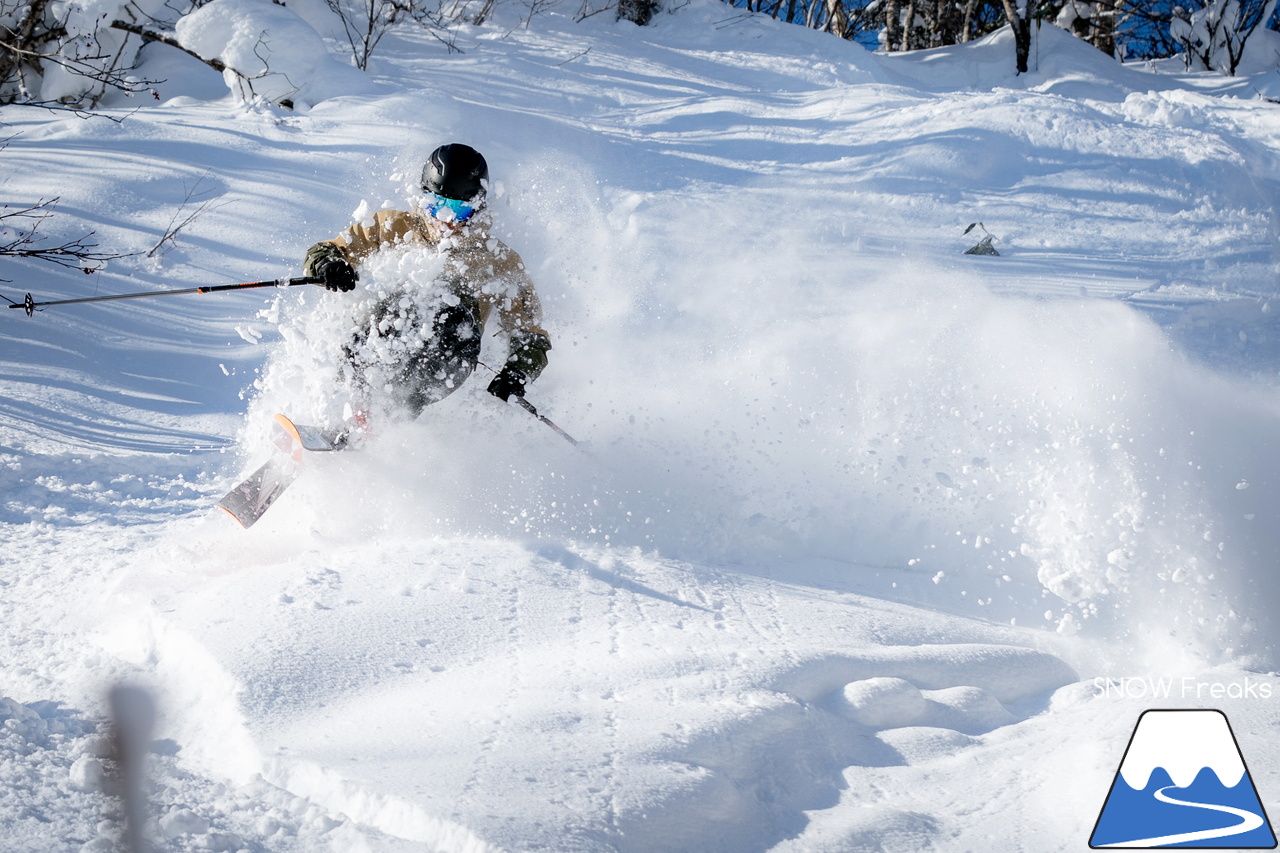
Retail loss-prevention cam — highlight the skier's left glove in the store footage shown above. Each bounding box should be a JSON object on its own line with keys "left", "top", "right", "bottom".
{"left": 487, "top": 367, "right": 527, "bottom": 402}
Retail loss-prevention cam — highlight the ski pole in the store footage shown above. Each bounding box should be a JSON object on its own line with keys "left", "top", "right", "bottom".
{"left": 109, "top": 684, "right": 155, "bottom": 853}
{"left": 513, "top": 395, "right": 580, "bottom": 447}
{"left": 6, "top": 276, "right": 322, "bottom": 318}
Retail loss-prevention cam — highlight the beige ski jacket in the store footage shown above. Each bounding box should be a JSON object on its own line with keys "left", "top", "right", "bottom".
{"left": 304, "top": 208, "right": 551, "bottom": 379}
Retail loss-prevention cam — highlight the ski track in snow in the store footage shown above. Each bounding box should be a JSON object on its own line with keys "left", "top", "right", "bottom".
{"left": 4, "top": 1, "right": 1280, "bottom": 850}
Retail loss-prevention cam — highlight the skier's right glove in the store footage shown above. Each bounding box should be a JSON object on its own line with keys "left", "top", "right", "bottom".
{"left": 317, "top": 257, "right": 358, "bottom": 292}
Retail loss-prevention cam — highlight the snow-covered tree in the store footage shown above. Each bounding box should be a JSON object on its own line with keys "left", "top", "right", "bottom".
{"left": 1055, "top": 0, "right": 1116, "bottom": 54}
{"left": 617, "top": 0, "right": 660, "bottom": 24}
{"left": 1170, "top": 0, "right": 1278, "bottom": 73}
{"left": 881, "top": 0, "right": 971, "bottom": 49}
{"left": 731, "top": 0, "right": 1005, "bottom": 53}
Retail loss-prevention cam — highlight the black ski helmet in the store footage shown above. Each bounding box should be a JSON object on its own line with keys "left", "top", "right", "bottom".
{"left": 421, "top": 144, "right": 488, "bottom": 202}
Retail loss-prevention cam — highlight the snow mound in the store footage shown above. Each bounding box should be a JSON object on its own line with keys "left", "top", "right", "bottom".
{"left": 841, "top": 678, "right": 928, "bottom": 727}
{"left": 776, "top": 644, "right": 1078, "bottom": 705}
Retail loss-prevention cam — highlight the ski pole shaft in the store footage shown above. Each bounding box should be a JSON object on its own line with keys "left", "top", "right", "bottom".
{"left": 513, "top": 396, "right": 579, "bottom": 447}
{"left": 8, "top": 276, "right": 322, "bottom": 317}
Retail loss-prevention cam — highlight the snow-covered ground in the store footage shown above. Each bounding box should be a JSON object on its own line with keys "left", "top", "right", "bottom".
{"left": 3, "top": 3, "right": 1280, "bottom": 850}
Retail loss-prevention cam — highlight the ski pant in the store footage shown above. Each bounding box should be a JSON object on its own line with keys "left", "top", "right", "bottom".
{"left": 344, "top": 297, "right": 482, "bottom": 418}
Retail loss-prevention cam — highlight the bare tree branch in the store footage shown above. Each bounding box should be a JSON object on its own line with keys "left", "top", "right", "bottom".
{"left": 326, "top": 0, "right": 462, "bottom": 69}
{"left": 108, "top": 18, "right": 227, "bottom": 73}
{"left": 0, "top": 198, "right": 128, "bottom": 278}
{"left": 146, "top": 171, "right": 226, "bottom": 258}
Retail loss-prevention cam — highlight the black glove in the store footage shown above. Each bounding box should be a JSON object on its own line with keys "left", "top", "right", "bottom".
{"left": 487, "top": 367, "right": 527, "bottom": 402}
{"left": 317, "top": 257, "right": 358, "bottom": 292}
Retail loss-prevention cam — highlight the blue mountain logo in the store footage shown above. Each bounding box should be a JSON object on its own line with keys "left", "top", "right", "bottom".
{"left": 1091, "top": 709, "right": 1276, "bottom": 848}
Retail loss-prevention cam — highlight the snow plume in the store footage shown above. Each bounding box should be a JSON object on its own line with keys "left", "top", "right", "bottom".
{"left": 230, "top": 154, "right": 1280, "bottom": 666}
{"left": 246, "top": 234, "right": 452, "bottom": 435}
{"left": 477, "top": 167, "right": 1280, "bottom": 666}
{"left": 814, "top": 271, "right": 1279, "bottom": 663}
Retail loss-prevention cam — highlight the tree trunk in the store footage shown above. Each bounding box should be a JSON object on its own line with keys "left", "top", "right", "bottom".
{"left": 901, "top": 0, "right": 917, "bottom": 49}
{"left": 1013, "top": 15, "right": 1030, "bottom": 71}
{"left": 884, "top": 0, "right": 901, "bottom": 50}
{"left": 998, "top": 0, "right": 1031, "bottom": 73}
{"left": 961, "top": 0, "right": 978, "bottom": 41}
{"left": 0, "top": 0, "right": 55, "bottom": 96}
{"left": 824, "top": 0, "right": 848, "bottom": 36}
{"left": 1092, "top": 7, "right": 1116, "bottom": 56}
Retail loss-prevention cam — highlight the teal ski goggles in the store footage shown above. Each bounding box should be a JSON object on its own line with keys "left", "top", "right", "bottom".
{"left": 426, "top": 192, "right": 477, "bottom": 223}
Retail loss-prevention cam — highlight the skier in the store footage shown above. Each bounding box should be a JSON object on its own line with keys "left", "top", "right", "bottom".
{"left": 301, "top": 143, "right": 551, "bottom": 443}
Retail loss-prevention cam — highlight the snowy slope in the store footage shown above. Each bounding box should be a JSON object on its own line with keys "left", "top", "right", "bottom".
{"left": 3, "top": 2, "right": 1280, "bottom": 850}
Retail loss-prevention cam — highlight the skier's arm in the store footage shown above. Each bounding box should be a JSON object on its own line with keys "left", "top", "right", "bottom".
{"left": 302, "top": 210, "right": 426, "bottom": 281}
{"left": 483, "top": 267, "right": 551, "bottom": 401}
{"left": 507, "top": 327, "right": 552, "bottom": 380}
{"left": 486, "top": 328, "right": 550, "bottom": 401}
{"left": 498, "top": 274, "right": 552, "bottom": 381}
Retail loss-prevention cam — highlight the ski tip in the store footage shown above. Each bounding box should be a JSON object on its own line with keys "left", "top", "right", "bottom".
{"left": 273, "top": 413, "right": 303, "bottom": 444}
{"left": 216, "top": 502, "right": 254, "bottom": 529}
{"left": 273, "top": 412, "right": 345, "bottom": 452}
{"left": 272, "top": 413, "right": 312, "bottom": 459}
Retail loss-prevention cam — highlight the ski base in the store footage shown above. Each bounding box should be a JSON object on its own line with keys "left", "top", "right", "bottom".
{"left": 217, "top": 454, "right": 302, "bottom": 528}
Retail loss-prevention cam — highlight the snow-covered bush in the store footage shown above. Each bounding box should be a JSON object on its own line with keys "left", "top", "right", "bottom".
{"left": 174, "top": 0, "right": 377, "bottom": 107}
{"left": 0, "top": 0, "right": 176, "bottom": 106}
{"left": 1, "top": 0, "right": 378, "bottom": 108}
{"left": 1170, "top": 0, "right": 1279, "bottom": 73}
